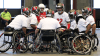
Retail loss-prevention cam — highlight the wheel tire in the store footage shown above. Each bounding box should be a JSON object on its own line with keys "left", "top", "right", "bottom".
{"left": 56, "top": 34, "right": 62, "bottom": 54}
{"left": 71, "top": 35, "right": 92, "bottom": 55}
{"left": 0, "top": 34, "right": 12, "bottom": 52}
{"left": 92, "top": 37, "right": 99, "bottom": 51}
{"left": 13, "top": 31, "right": 28, "bottom": 53}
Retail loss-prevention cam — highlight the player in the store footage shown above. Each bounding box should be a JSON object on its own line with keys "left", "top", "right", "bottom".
{"left": 31, "top": 6, "right": 39, "bottom": 16}
{"left": 37, "top": 3, "right": 46, "bottom": 23}
{"left": 68, "top": 9, "right": 78, "bottom": 33}
{"left": 76, "top": 10, "right": 91, "bottom": 34}
{"left": 54, "top": 3, "right": 70, "bottom": 29}
{"left": 82, "top": 7, "right": 96, "bottom": 36}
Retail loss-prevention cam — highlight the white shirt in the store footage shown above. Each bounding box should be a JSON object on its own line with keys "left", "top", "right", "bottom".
{"left": 8, "top": 15, "right": 27, "bottom": 30}
{"left": 27, "top": 13, "right": 37, "bottom": 29}
{"left": 86, "top": 15, "right": 95, "bottom": 25}
{"left": 37, "top": 17, "right": 61, "bottom": 30}
{"left": 70, "top": 19, "right": 77, "bottom": 30}
{"left": 78, "top": 18, "right": 89, "bottom": 32}
{"left": 54, "top": 12, "right": 70, "bottom": 27}
{"left": 44, "top": 8, "right": 49, "bottom": 12}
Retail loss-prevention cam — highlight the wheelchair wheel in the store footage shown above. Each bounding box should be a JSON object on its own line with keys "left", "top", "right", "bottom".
{"left": 31, "top": 33, "right": 42, "bottom": 53}
{"left": 55, "top": 34, "right": 62, "bottom": 53}
{"left": 26, "top": 32, "right": 35, "bottom": 50}
{"left": 12, "top": 31, "right": 28, "bottom": 53}
{"left": 92, "top": 37, "right": 99, "bottom": 51}
{"left": 0, "top": 33, "right": 12, "bottom": 52}
{"left": 72, "top": 35, "right": 92, "bottom": 55}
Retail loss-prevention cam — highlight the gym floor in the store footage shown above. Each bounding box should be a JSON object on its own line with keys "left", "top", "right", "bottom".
{"left": 0, "top": 29, "right": 100, "bottom": 56}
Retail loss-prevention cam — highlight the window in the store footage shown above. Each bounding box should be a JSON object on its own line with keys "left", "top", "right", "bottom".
{"left": 0, "top": 0, "right": 3, "bottom": 8}
{"left": 71, "top": 0, "right": 73, "bottom": 9}
{"left": 0, "top": 0, "right": 21, "bottom": 9}
{"left": 93, "top": 0, "right": 100, "bottom": 8}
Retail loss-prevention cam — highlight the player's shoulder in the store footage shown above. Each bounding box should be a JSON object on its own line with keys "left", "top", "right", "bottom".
{"left": 18, "top": 15, "right": 27, "bottom": 19}
{"left": 54, "top": 12, "right": 58, "bottom": 15}
{"left": 63, "top": 12, "right": 69, "bottom": 15}
{"left": 31, "top": 13, "right": 36, "bottom": 17}
{"left": 87, "top": 15, "right": 94, "bottom": 19}
{"left": 72, "top": 20, "right": 76, "bottom": 22}
{"left": 79, "top": 18, "right": 85, "bottom": 22}
{"left": 17, "top": 15, "right": 25, "bottom": 17}
{"left": 52, "top": 18, "right": 59, "bottom": 22}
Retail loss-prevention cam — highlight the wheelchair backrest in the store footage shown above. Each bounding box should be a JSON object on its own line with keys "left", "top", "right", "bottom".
{"left": 40, "top": 30, "right": 56, "bottom": 37}
{"left": 4, "top": 26, "right": 14, "bottom": 36}
{"left": 40, "top": 30, "right": 56, "bottom": 41}
{"left": 4, "top": 26, "right": 14, "bottom": 32}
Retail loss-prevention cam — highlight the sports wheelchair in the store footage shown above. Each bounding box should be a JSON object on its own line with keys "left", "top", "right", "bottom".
{"left": 0, "top": 26, "right": 29, "bottom": 53}
{"left": 58, "top": 28, "right": 93, "bottom": 55}
{"left": 31, "top": 29, "right": 62, "bottom": 54}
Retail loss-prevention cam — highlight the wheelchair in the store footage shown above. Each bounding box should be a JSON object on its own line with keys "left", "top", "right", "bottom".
{"left": 71, "top": 33, "right": 92, "bottom": 55}
{"left": 88, "top": 33, "right": 99, "bottom": 51}
{"left": 58, "top": 28, "right": 93, "bottom": 55}
{"left": 71, "top": 31, "right": 100, "bottom": 55}
{"left": 0, "top": 26, "right": 28, "bottom": 53}
{"left": 31, "top": 29, "right": 62, "bottom": 54}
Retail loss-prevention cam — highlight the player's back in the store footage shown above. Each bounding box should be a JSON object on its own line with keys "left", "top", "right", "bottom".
{"left": 39, "top": 17, "right": 60, "bottom": 29}
{"left": 8, "top": 15, "right": 27, "bottom": 30}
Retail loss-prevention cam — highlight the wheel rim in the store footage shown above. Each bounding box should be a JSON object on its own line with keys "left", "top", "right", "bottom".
{"left": 0, "top": 34, "right": 11, "bottom": 52}
{"left": 72, "top": 35, "right": 92, "bottom": 54}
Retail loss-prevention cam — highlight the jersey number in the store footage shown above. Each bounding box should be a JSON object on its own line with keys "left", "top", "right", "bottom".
{"left": 57, "top": 18, "right": 63, "bottom": 24}
{"left": 40, "top": 17, "right": 45, "bottom": 19}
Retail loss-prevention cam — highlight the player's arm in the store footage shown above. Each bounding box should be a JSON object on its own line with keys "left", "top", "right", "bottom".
{"left": 31, "top": 24, "right": 37, "bottom": 29}
{"left": 35, "top": 20, "right": 42, "bottom": 35}
{"left": 22, "top": 27, "right": 27, "bottom": 34}
{"left": 80, "top": 19, "right": 91, "bottom": 34}
{"left": 30, "top": 15, "right": 37, "bottom": 29}
{"left": 67, "top": 22, "right": 70, "bottom": 29}
{"left": 66, "top": 13, "right": 70, "bottom": 29}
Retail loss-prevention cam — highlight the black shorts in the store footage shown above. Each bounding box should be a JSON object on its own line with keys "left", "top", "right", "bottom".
{"left": 1, "top": 20, "right": 10, "bottom": 26}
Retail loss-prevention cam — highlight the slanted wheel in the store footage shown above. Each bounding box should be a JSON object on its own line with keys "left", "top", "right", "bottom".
{"left": 72, "top": 35, "right": 92, "bottom": 55}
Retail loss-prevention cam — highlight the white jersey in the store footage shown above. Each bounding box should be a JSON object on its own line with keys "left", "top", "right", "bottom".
{"left": 8, "top": 15, "right": 27, "bottom": 30}
{"left": 44, "top": 8, "right": 49, "bottom": 12}
{"left": 27, "top": 13, "right": 37, "bottom": 29}
{"left": 70, "top": 19, "right": 77, "bottom": 30}
{"left": 86, "top": 15, "right": 95, "bottom": 25}
{"left": 78, "top": 18, "right": 89, "bottom": 32}
{"left": 37, "top": 17, "right": 61, "bottom": 30}
{"left": 54, "top": 12, "right": 70, "bottom": 27}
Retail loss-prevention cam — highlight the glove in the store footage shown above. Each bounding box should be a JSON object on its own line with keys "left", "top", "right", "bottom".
{"left": 82, "top": 33, "right": 87, "bottom": 37}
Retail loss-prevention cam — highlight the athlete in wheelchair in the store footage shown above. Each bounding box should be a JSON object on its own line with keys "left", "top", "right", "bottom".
{"left": 31, "top": 9, "right": 62, "bottom": 53}
{"left": 58, "top": 10, "right": 93, "bottom": 55}
{"left": 71, "top": 10, "right": 93, "bottom": 55}
{"left": 0, "top": 7, "right": 30, "bottom": 53}
{"left": 82, "top": 7, "right": 99, "bottom": 51}
{"left": 57, "top": 9, "right": 78, "bottom": 53}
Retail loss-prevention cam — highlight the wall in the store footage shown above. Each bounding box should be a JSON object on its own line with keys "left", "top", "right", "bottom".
{"left": 76, "top": 0, "right": 90, "bottom": 10}
{"left": 49, "top": 0, "right": 56, "bottom": 10}
{"left": 25, "top": 0, "right": 42, "bottom": 8}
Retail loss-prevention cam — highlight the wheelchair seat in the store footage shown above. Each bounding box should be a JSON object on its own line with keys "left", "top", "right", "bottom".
{"left": 79, "top": 31, "right": 91, "bottom": 35}
{"left": 4, "top": 26, "right": 14, "bottom": 36}
{"left": 40, "top": 30, "right": 55, "bottom": 41}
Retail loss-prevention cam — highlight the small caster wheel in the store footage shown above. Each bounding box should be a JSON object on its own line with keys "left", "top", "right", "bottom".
{"left": 89, "top": 51, "right": 91, "bottom": 55}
